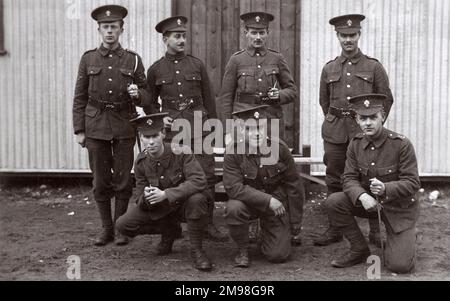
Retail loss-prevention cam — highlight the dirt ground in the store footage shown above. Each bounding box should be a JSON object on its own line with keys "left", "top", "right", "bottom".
{"left": 1, "top": 178, "right": 449, "bottom": 281}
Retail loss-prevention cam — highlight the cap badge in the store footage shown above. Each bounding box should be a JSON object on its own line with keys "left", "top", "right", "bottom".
{"left": 347, "top": 19, "right": 353, "bottom": 26}
{"left": 364, "top": 100, "right": 370, "bottom": 108}
{"left": 177, "top": 19, "right": 182, "bottom": 26}
{"left": 254, "top": 112, "right": 260, "bottom": 119}
{"left": 147, "top": 119, "right": 153, "bottom": 126}
{"left": 255, "top": 16, "right": 261, "bottom": 23}
{"left": 105, "top": 10, "right": 111, "bottom": 17}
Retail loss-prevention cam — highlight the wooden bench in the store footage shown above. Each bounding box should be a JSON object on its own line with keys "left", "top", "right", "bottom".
{"left": 213, "top": 145, "right": 325, "bottom": 195}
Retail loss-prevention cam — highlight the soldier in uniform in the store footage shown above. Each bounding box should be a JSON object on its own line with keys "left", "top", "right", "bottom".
{"left": 73, "top": 5, "right": 148, "bottom": 246}
{"left": 223, "top": 105, "right": 304, "bottom": 268}
{"left": 325, "top": 94, "right": 420, "bottom": 273}
{"left": 314, "top": 14, "right": 394, "bottom": 247}
{"left": 217, "top": 12, "right": 297, "bottom": 142}
{"left": 116, "top": 113, "right": 213, "bottom": 272}
{"left": 143, "top": 16, "right": 227, "bottom": 242}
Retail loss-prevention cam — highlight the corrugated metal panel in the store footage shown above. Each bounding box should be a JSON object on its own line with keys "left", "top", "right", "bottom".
{"left": 299, "top": 0, "right": 450, "bottom": 176}
{"left": 0, "top": 0, "right": 171, "bottom": 172}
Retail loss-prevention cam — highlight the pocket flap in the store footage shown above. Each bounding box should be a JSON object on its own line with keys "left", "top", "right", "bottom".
{"left": 120, "top": 68, "right": 134, "bottom": 77}
{"left": 266, "top": 162, "right": 288, "bottom": 177}
{"left": 355, "top": 72, "right": 374, "bottom": 83}
{"left": 358, "top": 165, "right": 369, "bottom": 175}
{"left": 156, "top": 76, "right": 173, "bottom": 85}
{"left": 87, "top": 66, "right": 102, "bottom": 75}
{"left": 170, "top": 171, "right": 184, "bottom": 185}
{"left": 184, "top": 73, "right": 202, "bottom": 81}
{"left": 326, "top": 72, "right": 341, "bottom": 83}
{"left": 240, "top": 162, "right": 257, "bottom": 180}
{"left": 238, "top": 69, "right": 255, "bottom": 77}
{"left": 378, "top": 164, "right": 398, "bottom": 176}
{"left": 85, "top": 104, "right": 99, "bottom": 118}
{"left": 264, "top": 67, "right": 279, "bottom": 76}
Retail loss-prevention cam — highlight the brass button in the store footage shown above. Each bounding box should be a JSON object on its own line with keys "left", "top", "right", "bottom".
{"left": 109, "top": 91, "right": 113, "bottom": 94}
{"left": 371, "top": 162, "right": 375, "bottom": 166}
{"left": 347, "top": 96, "right": 351, "bottom": 100}
{"left": 160, "top": 176, "right": 165, "bottom": 179}
{"left": 108, "top": 66, "right": 112, "bottom": 70}
{"left": 176, "top": 70, "right": 180, "bottom": 74}
{"left": 347, "top": 73, "right": 351, "bottom": 76}
{"left": 348, "top": 62, "right": 352, "bottom": 65}
{"left": 258, "top": 79, "right": 262, "bottom": 82}
{"left": 174, "top": 60, "right": 178, "bottom": 64}
{"left": 109, "top": 54, "right": 113, "bottom": 58}
{"left": 371, "top": 147, "right": 375, "bottom": 150}
{"left": 108, "top": 78, "right": 112, "bottom": 82}
{"left": 347, "top": 84, "right": 351, "bottom": 88}
{"left": 257, "top": 65, "right": 261, "bottom": 68}
{"left": 178, "top": 82, "right": 182, "bottom": 86}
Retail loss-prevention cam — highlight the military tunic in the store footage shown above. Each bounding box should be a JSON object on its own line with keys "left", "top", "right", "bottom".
{"left": 223, "top": 139, "right": 304, "bottom": 262}
{"left": 72, "top": 44, "right": 147, "bottom": 203}
{"left": 218, "top": 47, "right": 297, "bottom": 137}
{"left": 319, "top": 49, "right": 394, "bottom": 193}
{"left": 327, "top": 128, "right": 420, "bottom": 273}
{"left": 116, "top": 143, "right": 209, "bottom": 237}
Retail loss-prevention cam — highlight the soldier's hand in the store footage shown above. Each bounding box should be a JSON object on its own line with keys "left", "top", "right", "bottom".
{"left": 370, "top": 178, "right": 386, "bottom": 196}
{"left": 269, "top": 198, "right": 286, "bottom": 216}
{"left": 163, "top": 116, "right": 174, "bottom": 128}
{"left": 76, "top": 132, "right": 86, "bottom": 148}
{"left": 359, "top": 193, "right": 378, "bottom": 212}
{"left": 268, "top": 88, "right": 280, "bottom": 100}
{"left": 144, "top": 186, "right": 152, "bottom": 200}
{"left": 127, "top": 84, "right": 139, "bottom": 99}
{"left": 147, "top": 187, "right": 167, "bottom": 205}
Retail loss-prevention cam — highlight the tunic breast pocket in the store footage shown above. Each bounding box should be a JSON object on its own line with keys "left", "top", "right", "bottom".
{"left": 377, "top": 164, "right": 399, "bottom": 183}
{"left": 184, "top": 73, "right": 202, "bottom": 91}
{"left": 237, "top": 69, "right": 255, "bottom": 93}
{"left": 170, "top": 170, "right": 185, "bottom": 186}
{"left": 119, "top": 68, "right": 135, "bottom": 91}
{"left": 326, "top": 72, "right": 341, "bottom": 101}
{"left": 264, "top": 66, "right": 279, "bottom": 87}
{"left": 87, "top": 66, "right": 102, "bottom": 93}
{"left": 354, "top": 71, "right": 374, "bottom": 93}
{"left": 155, "top": 76, "right": 174, "bottom": 88}
{"left": 265, "top": 162, "right": 288, "bottom": 185}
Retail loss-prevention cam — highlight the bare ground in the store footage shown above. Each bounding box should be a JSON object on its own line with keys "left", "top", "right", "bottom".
{"left": 1, "top": 179, "right": 449, "bottom": 281}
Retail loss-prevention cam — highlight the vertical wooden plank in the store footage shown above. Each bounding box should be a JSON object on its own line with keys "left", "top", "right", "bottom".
{"left": 191, "top": 0, "right": 207, "bottom": 61}
{"left": 206, "top": 0, "right": 222, "bottom": 96}
{"left": 294, "top": 0, "right": 301, "bottom": 153}
{"left": 278, "top": 0, "right": 296, "bottom": 147}
{"left": 266, "top": 0, "right": 280, "bottom": 50}
{"left": 173, "top": 0, "right": 192, "bottom": 53}
{"left": 0, "top": 0, "right": 6, "bottom": 55}
{"left": 251, "top": 0, "right": 265, "bottom": 11}
{"left": 221, "top": 0, "right": 240, "bottom": 75}
{"left": 239, "top": 0, "right": 252, "bottom": 48}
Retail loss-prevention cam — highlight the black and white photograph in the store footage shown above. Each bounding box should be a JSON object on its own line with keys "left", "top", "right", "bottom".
{"left": 0, "top": 0, "right": 449, "bottom": 285}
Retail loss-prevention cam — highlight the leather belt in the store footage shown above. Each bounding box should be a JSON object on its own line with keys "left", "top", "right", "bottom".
{"left": 88, "top": 97, "right": 130, "bottom": 112}
{"left": 237, "top": 93, "right": 272, "bottom": 105}
{"left": 165, "top": 97, "right": 202, "bottom": 111}
{"left": 328, "top": 106, "right": 356, "bottom": 118}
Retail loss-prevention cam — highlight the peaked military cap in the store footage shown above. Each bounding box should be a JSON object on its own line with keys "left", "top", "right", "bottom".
{"left": 240, "top": 12, "right": 274, "bottom": 29}
{"left": 91, "top": 5, "right": 128, "bottom": 23}
{"left": 329, "top": 14, "right": 365, "bottom": 34}
{"left": 155, "top": 16, "right": 188, "bottom": 34}
{"left": 232, "top": 105, "right": 270, "bottom": 120}
{"left": 349, "top": 94, "right": 386, "bottom": 116}
{"left": 130, "top": 113, "right": 169, "bottom": 135}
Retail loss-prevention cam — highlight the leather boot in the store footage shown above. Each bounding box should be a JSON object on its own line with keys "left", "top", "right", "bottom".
{"left": 114, "top": 199, "right": 130, "bottom": 246}
{"left": 156, "top": 235, "right": 175, "bottom": 256}
{"left": 368, "top": 218, "right": 384, "bottom": 248}
{"left": 94, "top": 200, "right": 114, "bottom": 246}
{"left": 204, "top": 188, "right": 228, "bottom": 242}
{"left": 313, "top": 221, "right": 343, "bottom": 246}
{"left": 188, "top": 217, "right": 212, "bottom": 271}
{"left": 229, "top": 224, "right": 250, "bottom": 268}
{"left": 331, "top": 222, "right": 371, "bottom": 268}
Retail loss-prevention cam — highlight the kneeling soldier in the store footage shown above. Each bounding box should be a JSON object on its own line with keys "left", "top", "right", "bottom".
{"left": 223, "top": 105, "right": 304, "bottom": 268}
{"left": 326, "top": 94, "right": 420, "bottom": 273}
{"left": 116, "top": 113, "right": 212, "bottom": 271}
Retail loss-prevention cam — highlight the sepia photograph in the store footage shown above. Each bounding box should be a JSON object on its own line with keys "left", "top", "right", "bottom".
{"left": 0, "top": 0, "right": 449, "bottom": 286}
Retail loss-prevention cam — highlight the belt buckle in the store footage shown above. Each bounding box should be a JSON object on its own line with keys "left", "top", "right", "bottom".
{"left": 176, "top": 98, "right": 192, "bottom": 111}
{"left": 105, "top": 104, "right": 115, "bottom": 110}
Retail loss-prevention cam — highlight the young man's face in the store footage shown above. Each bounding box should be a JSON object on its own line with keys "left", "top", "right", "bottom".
{"left": 98, "top": 21, "right": 123, "bottom": 46}
{"left": 164, "top": 31, "right": 187, "bottom": 54}
{"left": 356, "top": 111, "right": 385, "bottom": 138}
{"left": 141, "top": 132, "right": 165, "bottom": 156}
{"left": 337, "top": 31, "right": 360, "bottom": 54}
{"left": 245, "top": 27, "right": 269, "bottom": 50}
{"left": 240, "top": 119, "right": 268, "bottom": 149}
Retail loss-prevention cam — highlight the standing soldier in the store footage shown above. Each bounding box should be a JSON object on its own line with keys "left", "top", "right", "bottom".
{"left": 116, "top": 113, "right": 213, "bottom": 272}
{"left": 314, "top": 14, "right": 394, "bottom": 247}
{"left": 325, "top": 94, "right": 420, "bottom": 273}
{"left": 223, "top": 105, "right": 304, "bottom": 268}
{"left": 144, "top": 16, "right": 227, "bottom": 242}
{"left": 217, "top": 12, "right": 297, "bottom": 142}
{"left": 73, "top": 5, "right": 147, "bottom": 246}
